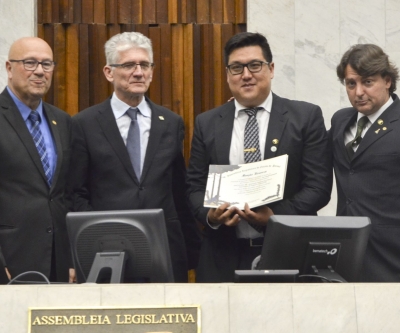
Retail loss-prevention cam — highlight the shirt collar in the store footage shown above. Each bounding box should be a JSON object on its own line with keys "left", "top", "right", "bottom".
{"left": 7, "top": 86, "right": 44, "bottom": 121}
{"left": 234, "top": 92, "right": 273, "bottom": 118}
{"left": 359, "top": 96, "right": 393, "bottom": 124}
{"left": 111, "top": 93, "right": 151, "bottom": 119}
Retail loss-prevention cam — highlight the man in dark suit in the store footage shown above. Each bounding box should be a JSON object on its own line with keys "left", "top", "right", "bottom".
{"left": 69, "top": 32, "right": 200, "bottom": 282}
{"left": 187, "top": 32, "right": 332, "bottom": 282}
{"left": 0, "top": 37, "right": 73, "bottom": 282}
{"left": 330, "top": 44, "right": 400, "bottom": 282}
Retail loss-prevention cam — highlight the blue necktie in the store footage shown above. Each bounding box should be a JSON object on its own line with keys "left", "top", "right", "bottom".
{"left": 28, "top": 110, "right": 52, "bottom": 186}
{"left": 126, "top": 108, "right": 141, "bottom": 180}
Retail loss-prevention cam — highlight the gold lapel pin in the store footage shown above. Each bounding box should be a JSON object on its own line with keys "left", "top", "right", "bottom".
{"left": 375, "top": 129, "right": 380, "bottom": 134}
{"left": 272, "top": 139, "right": 279, "bottom": 145}
{"left": 244, "top": 148, "right": 257, "bottom": 152}
{"left": 52, "top": 120, "right": 57, "bottom": 125}
{"left": 383, "top": 127, "right": 387, "bottom": 131}
{"left": 159, "top": 116, "right": 164, "bottom": 120}
{"left": 377, "top": 119, "right": 384, "bottom": 125}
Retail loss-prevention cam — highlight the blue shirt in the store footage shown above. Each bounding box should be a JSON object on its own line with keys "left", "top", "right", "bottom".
{"left": 7, "top": 86, "right": 57, "bottom": 179}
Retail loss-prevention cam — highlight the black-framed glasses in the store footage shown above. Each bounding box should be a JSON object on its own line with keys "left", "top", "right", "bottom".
{"left": 109, "top": 62, "right": 154, "bottom": 72}
{"left": 9, "top": 59, "right": 56, "bottom": 72}
{"left": 226, "top": 61, "right": 269, "bottom": 75}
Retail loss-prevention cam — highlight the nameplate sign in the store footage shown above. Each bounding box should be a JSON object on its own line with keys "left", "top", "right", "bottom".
{"left": 29, "top": 306, "right": 200, "bottom": 333}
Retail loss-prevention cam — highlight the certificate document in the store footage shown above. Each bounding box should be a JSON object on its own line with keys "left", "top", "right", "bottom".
{"left": 203, "top": 154, "right": 288, "bottom": 210}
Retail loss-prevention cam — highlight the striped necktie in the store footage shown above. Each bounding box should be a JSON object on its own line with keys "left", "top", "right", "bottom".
{"left": 242, "top": 107, "right": 263, "bottom": 163}
{"left": 28, "top": 110, "right": 52, "bottom": 186}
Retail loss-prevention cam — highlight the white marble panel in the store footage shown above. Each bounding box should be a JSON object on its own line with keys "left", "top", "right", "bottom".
{"left": 101, "top": 283, "right": 166, "bottom": 306}
{"left": 36, "top": 284, "right": 102, "bottom": 306}
{"left": 355, "top": 284, "right": 400, "bottom": 333}
{"left": 165, "top": 284, "right": 230, "bottom": 333}
{"left": 229, "top": 284, "right": 294, "bottom": 333}
{"left": 295, "top": 53, "right": 341, "bottom": 128}
{"left": 0, "top": 286, "right": 38, "bottom": 333}
{"left": 292, "top": 284, "right": 358, "bottom": 333}
{"left": 0, "top": 55, "right": 8, "bottom": 91}
{"left": 0, "top": 0, "right": 36, "bottom": 84}
{"left": 386, "top": 1, "right": 400, "bottom": 52}
{"left": 295, "top": 0, "right": 340, "bottom": 55}
{"left": 248, "top": 0, "right": 295, "bottom": 55}
{"left": 339, "top": 0, "right": 385, "bottom": 52}
{"left": 272, "top": 54, "right": 295, "bottom": 100}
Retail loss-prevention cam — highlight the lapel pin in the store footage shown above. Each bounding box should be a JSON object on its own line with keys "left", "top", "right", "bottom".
{"left": 375, "top": 129, "right": 380, "bottom": 134}
{"left": 159, "top": 116, "right": 164, "bottom": 120}
{"left": 272, "top": 139, "right": 279, "bottom": 145}
{"left": 52, "top": 120, "right": 57, "bottom": 125}
{"left": 271, "top": 146, "right": 277, "bottom": 152}
{"left": 383, "top": 127, "right": 387, "bottom": 131}
{"left": 377, "top": 119, "right": 384, "bottom": 125}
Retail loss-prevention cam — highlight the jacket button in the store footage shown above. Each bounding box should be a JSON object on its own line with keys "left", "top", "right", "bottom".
{"left": 46, "top": 227, "right": 53, "bottom": 233}
{"left": 139, "top": 187, "right": 145, "bottom": 190}
{"left": 350, "top": 169, "right": 355, "bottom": 175}
{"left": 346, "top": 198, "right": 352, "bottom": 205}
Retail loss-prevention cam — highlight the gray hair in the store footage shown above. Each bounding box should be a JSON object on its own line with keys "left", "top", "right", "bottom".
{"left": 104, "top": 32, "right": 153, "bottom": 65}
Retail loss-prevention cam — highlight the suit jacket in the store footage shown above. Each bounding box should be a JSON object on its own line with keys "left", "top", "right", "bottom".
{"left": 69, "top": 97, "right": 201, "bottom": 282}
{"left": 330, "top": 94, "right": 400, "bottom": 282}
{"left": 0, "top": 88, "right": 72, "bottom": 282}
{"left": 187, "top": 93, "right": 332, "bottom": 282}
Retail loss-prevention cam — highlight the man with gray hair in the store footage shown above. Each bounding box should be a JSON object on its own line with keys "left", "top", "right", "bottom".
{"left": 69, "top": 32, "right": 200, "bottom": 282}
{"left": 330, "top": 44, "right": 400, "bottom": 282}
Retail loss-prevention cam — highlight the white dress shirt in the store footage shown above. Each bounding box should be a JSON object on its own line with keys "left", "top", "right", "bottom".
{"left": 111, "top": 93, "right": 152, "bottom": 173}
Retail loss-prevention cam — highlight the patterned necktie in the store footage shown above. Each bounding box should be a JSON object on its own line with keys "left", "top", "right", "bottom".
{"left": 346, "top": 116, "right": 369, "bottom": 159}
{"left": 126, "top": 108, "right": 141, "bottom": 180}
{"left": 28, "top": 110, "right": 52, "bottom": 186}
{"left": 242, "top": 107, "right": 264, "bottom": 233}
{"left": 243, "top": 107, "right": 263, "bottom": 163}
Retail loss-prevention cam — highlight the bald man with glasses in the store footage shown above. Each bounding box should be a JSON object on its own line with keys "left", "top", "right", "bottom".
{"left": 187, "top": 32, "right": 332, "bottom": 282}
{"left": 0, "top": 37, "right": 74, "bottom": 283}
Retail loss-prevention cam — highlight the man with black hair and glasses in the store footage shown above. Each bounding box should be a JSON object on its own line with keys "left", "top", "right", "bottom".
{"left": 0, "top": 37, "right": 74, "bottom": 283}
{"left": 187, "top": 32, "right": 332, "bottom": 282}
{"left": 69, "top": 32, "right": 200, "bottom": 282}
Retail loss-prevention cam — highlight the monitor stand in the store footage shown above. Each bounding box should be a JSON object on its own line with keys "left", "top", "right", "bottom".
{"left": 311, "top": 266, "right": 347, "bottom": 283}
{"left": 86, "top": 252, "right": 126, "bottom": 283}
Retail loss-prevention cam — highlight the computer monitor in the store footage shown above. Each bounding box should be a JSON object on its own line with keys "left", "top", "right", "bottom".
{"left": 66, "top": 209, "right": 174, "bottom": 283}
{"left": 257, "top": 215, "right": 371, "bottom": 282}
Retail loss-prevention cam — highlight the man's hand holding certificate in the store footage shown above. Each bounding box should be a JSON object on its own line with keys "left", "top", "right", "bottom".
{"left": 203, "top": 154, "right": 288, "bottom": 210}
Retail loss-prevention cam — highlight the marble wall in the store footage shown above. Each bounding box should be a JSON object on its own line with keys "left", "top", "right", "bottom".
{"left": 248, "top": 0, "right": 400, "bottom": 215}
{"left": 0, "top": 0, "right": 36, "bottom": 89}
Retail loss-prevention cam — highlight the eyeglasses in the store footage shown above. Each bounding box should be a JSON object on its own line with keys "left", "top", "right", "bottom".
{"left": 9, "top": 59, "right": 56, "bottom": 72}
{"left": 226, "top": 61, "right": 269, "bottom": 75}
{"left": 109, "top": 62, "right": 154, "bottom": 72}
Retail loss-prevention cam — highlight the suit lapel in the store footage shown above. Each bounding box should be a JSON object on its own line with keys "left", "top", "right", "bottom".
{"left": 353, "top": 96, "right": 400, "bottom": 160}
{"left": 264, "top": 94, "right": 289, "bottom": 159}
{"left": 43, "top": 104, "right": 62, "bottom": 190}
{"left": 140, "top": 99, "right": 167, "bottom": 182}
{"left": 0, "top": 90, "right": 49, "bottom": 185}
{"left": 336, "top": 111, "right": 357, "bottom": 163}
{"left": 215, "top": 102, "right": 235, "bottom": 164}
{"left": 95, "top": 99, "right": 138, "bottom": 184}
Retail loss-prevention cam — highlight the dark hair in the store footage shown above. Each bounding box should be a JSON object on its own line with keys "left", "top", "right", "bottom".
{"left": 337, "top": 44, "right": 399, "bottom": 94}
{"left": 224, "top": 32, "right": 273, "bottom": 66}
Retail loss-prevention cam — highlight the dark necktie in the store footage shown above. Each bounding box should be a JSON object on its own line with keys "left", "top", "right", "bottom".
{"left": 126, "top": 108, "right": 141, "bottom": 180}
{"left": 242, "top": 107, "right": 264, "bottom": 233}
{"left": 243, "top": 107, "right": 263, "bottom": 163}
{"left": 28, "top": 110, "right": 52, "bottom": 186}
{"left": 346, "top": 116, "right": 369, "bottom": 159}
